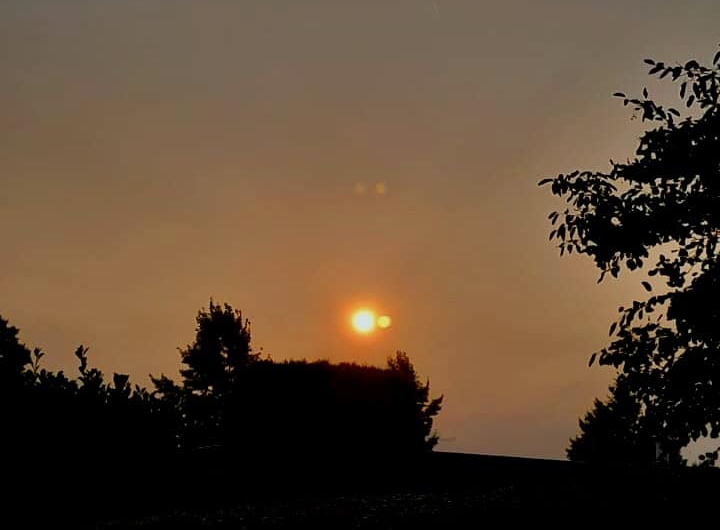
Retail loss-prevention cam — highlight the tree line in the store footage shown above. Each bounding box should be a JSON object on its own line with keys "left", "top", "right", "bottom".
{"left": 0, "top": 300, "right": 442, "bottom": 523}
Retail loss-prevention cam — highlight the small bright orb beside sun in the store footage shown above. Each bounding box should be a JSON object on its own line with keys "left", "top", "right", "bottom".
{"left": 351, "top": 310, "right": 392, "bottom": 334}
{"left": 377, "top": 315, "right": 392, "bottom": 329}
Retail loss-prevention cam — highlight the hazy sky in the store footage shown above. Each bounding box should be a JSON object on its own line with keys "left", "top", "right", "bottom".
{"left": 2, "top": 0, "right": 718, "bottom": 459}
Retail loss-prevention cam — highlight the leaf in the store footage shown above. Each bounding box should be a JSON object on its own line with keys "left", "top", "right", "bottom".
{"left": 609, "top": 322, "right": 617, "bottom": 336}
{"left": 642, "top": 281, "right": 652, "bottom": 292}
{"left": 538, "top": 178, "right": 553, "bottom": 186}
{"left": 680, "top": 82, "right": 687, "bottom": 98}
{"left": 588, "top": 353, "right": 597, "bottom": 367}
{"left": 714, "top": 50, "right": 720, "bottom": 65}
{"left": 643, "top": 87, "right": 648, "bottom": 98}
{"left": 643, "top": 58, "right": 655, "bottom": 65}
{"left": 687, "top": 95, "right": 695, "bottom": 107}
{"left": 613, "top": 92, "right": 626, "bottom": 98}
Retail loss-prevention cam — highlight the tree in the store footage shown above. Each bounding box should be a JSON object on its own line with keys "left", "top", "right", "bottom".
{"left": 179, "top": 300, "right": 259, "bottom": 397}
{"left": 168, "top": 300, "right": 260, "bottom": 449}
{"left": 386, "top": 351, "right": 444, "bottom": 452}
{"left": 0, "top": 316, "right": 31, "bottom": 388}
{"left": 540, "top": 47, "right": 720, "bottom": 462}
{"left": 229, "top": 353, "right": 443, "bottom": 457}
{"left": 567, "top": 377, "right": 658, "bottom": 465}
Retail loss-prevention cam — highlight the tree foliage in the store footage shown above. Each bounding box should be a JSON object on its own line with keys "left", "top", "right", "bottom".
{"left": 541, "top": 47, "right": 720, "bottom": 460}
{"left": 0, "top": 316, "right": 177, "bottom": 525}
{"left": 168, "top": 300, "right": 260, "bottom": 449}
{"left": 223, "top": 353, "right": 443, "bottom": 457}
{"left": 160, "top": 301, "right": 443, "bottom": 455}
{"left": 168, "top": 301, "right": 443, "bottom": 455}
{"left": 387, "top": 351, "right": 444, "bottom": 451}
{"left": 0, "top": 317, "right": 31, "bottom": 388}
{"left": 567, "top": 377, "right": 658, "bottom": 465}
{"left": 179, "top": 300, "right": 259, "bottom": 397}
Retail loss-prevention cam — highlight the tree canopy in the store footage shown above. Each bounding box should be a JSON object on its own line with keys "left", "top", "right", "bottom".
{"left": 160, "top": 301, "right": 444, "bottom": 456}
{"left": 541, "top": 47, "right": 720, "bottom": 462}
{"left": 567, "top": 377, "right": 658, "bottom": 465}
{"left": 179, "top": 300, "right": 259, "bottom": 397}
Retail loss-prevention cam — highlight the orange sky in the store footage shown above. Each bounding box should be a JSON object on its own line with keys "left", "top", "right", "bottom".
{"left": 2, "top": 0, "right": 718, "bottom": 459}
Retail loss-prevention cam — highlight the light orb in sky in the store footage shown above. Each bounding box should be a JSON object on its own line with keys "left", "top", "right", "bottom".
{"left": 377, "top": 315, "right": 392, "bottom": 329}
{"left": 351, "top": 310, "right": 376, "bottom": 334}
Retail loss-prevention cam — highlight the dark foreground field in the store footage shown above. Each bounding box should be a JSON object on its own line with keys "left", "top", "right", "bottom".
{"left": 9, "top": 452, "right": 720, "bottom": 527}
{"left": 106, "top": 452, "right": 720, "bottom": 527}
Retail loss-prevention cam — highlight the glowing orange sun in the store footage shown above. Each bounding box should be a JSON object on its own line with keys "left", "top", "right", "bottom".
{"left": 351, "top": 310, "right": 376, "bottom": 334}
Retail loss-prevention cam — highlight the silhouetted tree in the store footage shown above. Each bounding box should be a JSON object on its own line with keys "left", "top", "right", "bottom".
{"left": 0, "top": 316, "right": 31, "bottom": 388}
{"left": 0, "top": 316, "right": 33, "bottom": 465}
{"left": 179, "top": 300, "right": 259, "bottom": 395}
{"left": 168, "top": 300, "right": 260, "bottom": 450}
{"left": 235, "top": 353, "right": 443, "bottom": 457}
{"left": 386, "top": 351, "right": 444, "bottom": 452}
{"left": 567, "top": 378, "right": 657, "bottom": 465}
{"left": 540, "top": 47, "right": 720, "bottom": 461}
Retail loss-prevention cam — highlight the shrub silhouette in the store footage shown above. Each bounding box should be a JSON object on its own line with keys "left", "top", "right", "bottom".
{"left": 0, "top": 316, "right": 177, "bottom": 523}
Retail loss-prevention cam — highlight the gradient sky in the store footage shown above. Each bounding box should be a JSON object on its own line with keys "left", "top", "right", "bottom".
{"left": 2, "top": 0, "right": 718, "bottom": 459}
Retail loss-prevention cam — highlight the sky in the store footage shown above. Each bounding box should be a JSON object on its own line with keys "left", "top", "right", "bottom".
{"left": 2, "top": 0, "right": 718, "bottom": 460}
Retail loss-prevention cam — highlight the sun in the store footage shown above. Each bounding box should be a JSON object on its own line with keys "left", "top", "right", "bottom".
{"left": 351, "top": 309, "right": 376, "bottom": 334}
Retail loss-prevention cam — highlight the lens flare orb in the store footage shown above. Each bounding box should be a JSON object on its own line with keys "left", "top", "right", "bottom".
{"left": 377, "top": 315, "right": 392, "bottom": 329}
